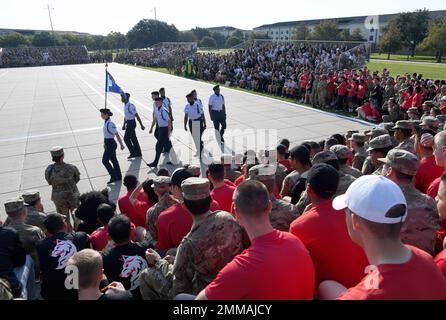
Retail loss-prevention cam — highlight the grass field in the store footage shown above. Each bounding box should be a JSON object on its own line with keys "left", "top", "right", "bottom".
{"left": 366, "top": 60, "right": 446, "bottom": 80}
{"left": 370, "top": 53, "right": 445, "bottom": 63}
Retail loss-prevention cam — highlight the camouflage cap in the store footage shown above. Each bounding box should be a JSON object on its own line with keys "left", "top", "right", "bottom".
{"left": 410, "top": 120, "right": 422, "bottom": 130}
{"left": 312, "top": 151, "right": 338, "bottom": 165}
{"left": 367, "top": 134, "right": 393, "bottom": 152}
{"left": 420, "top": 116, "right": 440, "bottom": 128}
{"left": 393, "top": 120, "right": 413, "bottom": 130}
{"left": 22, "top": 190, "right": 40, "bottom": 204}
{"left": 407, "top": 107, "right": 418, "bottom": 114}
{"left": 381, "top": 115, "right": 391, "bottom": 123}
{"left": 367, "top": 128, "right": 389, "bottom": 139}
{"left": 348, "top": 133, "right": 366, "bottom": 143}
{"left": 50, "top": 146, "right": 64, "bottom": 157}
{"left": 185, "top": 164, "right": 201, "bottom": 177}
{"left": 181, "top": 177, "right": 211, "bottom": 201}
{"left": 383, "top": 122, "right": 395, "bottom": 132}
{"left": 346, "top": 130, "right": 359, "bottom": 138}
{"left": 4, "top": 197, "right": 25, "bottom": 214}
{"left": 423, "top": 100, "right": 434, "bottom": 107}
{"left": 437, "top": 115, "right": 446, "bottom": 123}
{"left": 152, "top": 176, "right": 171, "bottom": 187}
{"left": 378, "top": 149, "right": 419, "bottom": 176}
{"left": 330, "top": 145, "right": 349, "bottom": 160}
{"left": 248, "top": 164, "right": 276, "bottom": 181}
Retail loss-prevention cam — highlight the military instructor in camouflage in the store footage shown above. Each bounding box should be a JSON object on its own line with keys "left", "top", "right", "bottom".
{"left": 44, "top": 146, "right": 80, "bottom": 231}
{"left": 248, "top": 164, "right": 299, "bottom": 231}
{"left": 139, "top": 177, "right": 245, "bottom": 300}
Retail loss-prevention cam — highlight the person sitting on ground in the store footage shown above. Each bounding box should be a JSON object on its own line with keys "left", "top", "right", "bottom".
{"left": 196, "top": 180, "right": 315, "bottom": 300}
{"left": 37, "top": 213, "right": 90, "bottom": 300}
{"left": 67, "top": 249, "right": 134, "bottom": 300}
{"left": 290, "top": 164, "right": 369, "bottom": 288}
{"left": 102, "top": 215, "right": 149, "bottom": 299}
{"left": 319, "top": 175, "right": 446, "bottom": 300}
{"left": 90, "top": 204, "right": 137, "bottom": 251}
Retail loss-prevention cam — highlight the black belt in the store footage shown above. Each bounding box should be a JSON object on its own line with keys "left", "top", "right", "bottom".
{"left": 190, "top": 118, "right": 201, "bottom": 121}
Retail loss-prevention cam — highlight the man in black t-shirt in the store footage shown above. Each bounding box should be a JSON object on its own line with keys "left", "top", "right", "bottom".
{"left": 102, "top": 215, "right": 148, "bottom": 299}
{"left": 36, "top": 213, "right": 90, "bottom": 300}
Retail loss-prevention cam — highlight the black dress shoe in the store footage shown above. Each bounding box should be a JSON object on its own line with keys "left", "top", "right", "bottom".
{"left": 166, "top": 161, "right": 173, "bottom": 165}
{"left": 127, "top": 155, "right": 136, "bottom": 160}
{"left": 107, "top": 178, "right": 116, "bottom": 184}
{"left": 147, "top": 162, "right": 157, "bottom": 168}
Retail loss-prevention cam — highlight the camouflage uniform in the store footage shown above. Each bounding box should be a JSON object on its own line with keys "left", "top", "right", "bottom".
{"left": 379, "top": 149, "right": 441, "bottom": 255}
{"left": 270, "top": 196, "right": 299, "bottom": 231}
{"left": 145, "top": 191, "right": 178, "bottom": 246}
{"left": 330, "top": 145, "right": 362, "bottom": 178}
{"left": 295, "top": 151, "right": 356, "bottom": 214}
{"left": 361, "top": 157, "right": 375, "bottom": 175}
{"left": 399, "top": 185, "right": 440, "bottom": 255}
{"left": 366, "top": 134, "right": 393, "bottom": 176}
{"left": 45, "top": 147, "right": 80, "bottom": 227}
{"left": 0, "top": 278, "right": 13, "bottom": 300}
{"left": 275, "top": 163, "right": 288, "bottom": 193}
{"left": 24, "top": 206, "right": 47, "bottom": 232}
{"left": 393, "top": 121, "right": 416, "bottom": 155}
{"left": 317, "top": 77, "right": 328, "bottom": 108}
{"left": 139, "top": 210, "right": 245, "bottom": 300}
{"left": 281, "top": 170, "right": 300, "bottom": 197}
{"left": 349, "top": 134, "right": 367, "bottom": 171}
{"left": 7, "top": 221, "right": 45, "bottom": 275}
{"left": 311, "top": 76, "right": 319, "bottom": 106}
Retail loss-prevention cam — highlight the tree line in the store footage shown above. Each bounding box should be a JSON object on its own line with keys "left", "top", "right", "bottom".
{"left": 378, "top": 9, "right": 446, "bottom": 62}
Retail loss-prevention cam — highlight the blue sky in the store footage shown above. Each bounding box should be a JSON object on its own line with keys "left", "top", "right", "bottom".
{"left": 1, "top": 0, "right": 444, "bottom": 35}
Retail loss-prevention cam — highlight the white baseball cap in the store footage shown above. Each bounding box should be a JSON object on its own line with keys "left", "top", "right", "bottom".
{"left": 332, "top": 175, "right": 407, "bottom": 224}
{"left": 441, "top": 96, "right": 446, "bottom": 102}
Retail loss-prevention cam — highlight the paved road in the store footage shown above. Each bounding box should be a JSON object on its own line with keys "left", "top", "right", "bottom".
{"left": 0, "top": 63, "right": 372, "bottom": 221}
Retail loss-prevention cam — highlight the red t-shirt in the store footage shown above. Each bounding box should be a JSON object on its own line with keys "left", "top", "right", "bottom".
{"left": 204, "top": 230, "right": 315, "bottom": 300}
{"left": 90, "top": 223, "right": 136, "bottom": 251}
{"left": 338, "top": 82, "right": 347, "bottom": 96}
{"left": 435, "top": 249, "right": 446, "bottom": 279}
{"left": 118, "top": 190, "right": 152, "bottom": 228}
{"left": 356, "top": 85, "right": 366, "bottom": 99}
{"left": 211, "top": 184, "right": 236, "bottom": 212}
{"left": 279, "top": 159, "right": 292, "bottom": 173}
{"left": 289, "top": 200, "right": 368, "bottom": 287}
{"left": 412, "top": 93, "right": 424, "bottom": 109}
{"left": 415, "top": 156, "right": 444, "bottom": 194}
{"left": 401, "top": 93, "right": 413, "bottom": 110}
{"left": 299, "top": 74, "right": 310, "bottom": 89}
{"left": 157, "top": 200, "right": 220, "bottom": 251}
{"left": 224, "top": 179, "right": 236, "bottom": 187}
{"left": 347, "top": 83, "right": 357, "bottom": 97}
{"left": 234, "top": 174, "right": 245, "bottom": 186}
{"left": 338, "top": 246, "right": 446, "bottom": 300}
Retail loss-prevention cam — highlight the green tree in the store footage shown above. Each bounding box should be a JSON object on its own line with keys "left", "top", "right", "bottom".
{"left": 178, "top": 31, "right": 198, "bottom": 42}
{"left": 308, "top": 20, "right": 341, "bottom": 41}
{"left": 126, "top": 19, "right": 179, "bottom": 49}
{"left": 32, "top": 31, "right": 55, "bottom": 47}
{"left": 379, "top": 20, "right": 403, "bottom": 60}
{"left": 104, "top": 31, "right": 127, "bottom": 49}
{"left": 395, "top": 9, "right": 430, "bottom": 57}
{"left": 226, "top": 36, "right": 242, "bottom": 47}
{"left": 0, "top": 32, "right": 30, "bottom": 47}
{"left": 293, "top": 23, "right": 311, "bottom": 40}
{"left": 211, "top": 32, "right": 227, "bottom": 48}
{"left": 232, "top": 29, "right": 245, "bottom": 40}
{"left": 419, "top": 17, "right": 446, "bottom": 63}
{"left": 200, "top": 36, "right": 217, "bottom": 48}
{"left": 191, "top": 27, "right": 211, "bottom": 41}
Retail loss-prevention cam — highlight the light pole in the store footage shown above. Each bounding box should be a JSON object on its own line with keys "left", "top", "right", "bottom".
{"left": 46, "top": 4, "right": 56, "bottom": 46}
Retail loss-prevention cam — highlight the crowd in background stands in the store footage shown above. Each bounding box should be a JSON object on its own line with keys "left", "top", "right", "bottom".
{"left": 0, "top": 46, "right": 90, "bottom": 68}
{"left": 115, "top": 45, "right": 196, "bottom": 74}
{"left": 89, "top": 51, "right": 113, "bottom": 64}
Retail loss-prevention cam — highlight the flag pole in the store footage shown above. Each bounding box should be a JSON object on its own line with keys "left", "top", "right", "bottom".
{"left": 105, "top": 63, "right": 108, "bottom": 109}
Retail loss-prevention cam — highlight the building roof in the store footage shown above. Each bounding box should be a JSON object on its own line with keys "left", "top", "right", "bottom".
{"left": 254, "top": 9, "right": 446, "bottom": 29}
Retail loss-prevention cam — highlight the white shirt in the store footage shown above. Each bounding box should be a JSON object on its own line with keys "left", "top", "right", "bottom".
{"left": 162, "top": 96, "right": 171, "bottom": 108}
{"left": 155, "top": 106, "right": 171, "bottom": 128}
{"left": 103, "top": 119, "right": 117, "bottom": 139}
{"left": 124, "top": 102, "right": 137, "bottom": 120}
{"left": 208, "top": 94, "right": 225, "bottom": 111}
{"left": 184, "top": 101, "right": 203, "bottom": 120}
